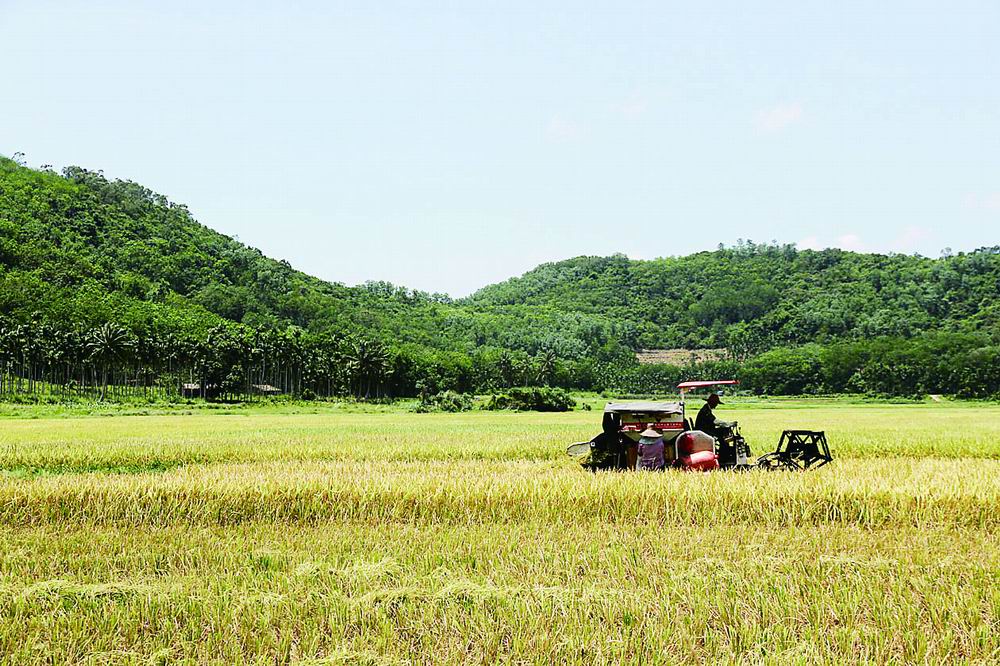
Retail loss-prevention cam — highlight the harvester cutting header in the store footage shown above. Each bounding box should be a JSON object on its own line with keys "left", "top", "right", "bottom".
{"left": 568, "top": 380, "right": 832, "bottom": 472}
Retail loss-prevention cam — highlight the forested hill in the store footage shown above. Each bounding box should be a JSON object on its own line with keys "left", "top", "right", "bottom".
{"left": 468, "top": 248, "right": 1000, "bottom": 350}
{"left": 0, "top": 157, "right": 628, "bottom": 361}
{"left": 0, "top": 157, "right": 447, "bottom": 339}
{"left": 3, "top": 155, "right": 1000, "bottom": 399}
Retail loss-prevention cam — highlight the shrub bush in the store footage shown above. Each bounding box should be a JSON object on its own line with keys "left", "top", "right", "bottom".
{"left": 413, "top": 390, "right": 474, "bottom": 413}
{"left": 483, "top": 387, "right": 576, "bottom": 412}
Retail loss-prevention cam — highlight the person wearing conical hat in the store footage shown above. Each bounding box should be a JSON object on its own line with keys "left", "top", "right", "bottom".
{"left": 636, "top": 427, "right": 665, "bottom": 471}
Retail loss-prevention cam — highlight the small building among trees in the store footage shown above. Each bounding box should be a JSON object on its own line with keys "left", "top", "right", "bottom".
{"left": 181, "top": 383, "right": 220, "bottom": 400}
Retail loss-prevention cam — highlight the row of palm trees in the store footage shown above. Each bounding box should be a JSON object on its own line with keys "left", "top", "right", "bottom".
{"left": 0, "top": 320, "right": 392, "bottom": 401}
{"left": 492, "top": 348, "right": 559, "bottom": 388}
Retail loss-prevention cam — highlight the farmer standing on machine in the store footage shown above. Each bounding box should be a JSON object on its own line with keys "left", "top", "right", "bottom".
{"left": 695, "top": 392, "right": 724, "bottom": 438}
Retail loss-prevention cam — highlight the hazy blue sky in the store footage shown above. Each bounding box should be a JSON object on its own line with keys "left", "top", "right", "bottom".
{"left": 4, "top": 1, "right": 999, "bottom": 296}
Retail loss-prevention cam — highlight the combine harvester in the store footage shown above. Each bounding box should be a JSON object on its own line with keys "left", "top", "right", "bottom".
{"left": 568, "top": 380, "right": 832, "bottom": 472}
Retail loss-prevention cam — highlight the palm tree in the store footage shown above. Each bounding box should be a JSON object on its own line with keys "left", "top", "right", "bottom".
{"left": 496, "top": 350, "right": 515, "bottom": 389}
{"left": 0, "top": 323, "right": 12, "bottom": 395}
{"left": 515, "top": 357, "right": 535, "bottom": 387}
{"left": 346, "top": 338, "right": 389, "bottom": 398}
{"left": 536, "top": 349, "right": 558, "bottom": 386}
{"left": 86, "top": 323, "right": 134, "bottom": 400}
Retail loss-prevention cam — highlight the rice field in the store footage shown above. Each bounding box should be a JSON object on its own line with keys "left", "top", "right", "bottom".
{"left": 1, "top": 402, "right": 998, "bottom": 664}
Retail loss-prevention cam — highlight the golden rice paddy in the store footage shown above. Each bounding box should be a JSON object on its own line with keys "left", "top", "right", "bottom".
{"left": 0, "top": 403, "right": 997, "bottom": 664}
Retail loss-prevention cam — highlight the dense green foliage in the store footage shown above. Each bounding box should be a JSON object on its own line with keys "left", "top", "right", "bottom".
{"left": 414, "top": 390, "right": 474, "bottom": 413}
{"left": 600, "top": 332, "right": 1000, "bottom": 399}
{"left": 483, "top": 387, "right": 576, "bottom": 412}
{"left": 469, "top": 245, "right": 1000, "bottom": 351}
{"left": 2, "top": 156, "right": 999, "bottom": 400}
{"left": 0, "top": 158, "right": 612, "bottom": 400}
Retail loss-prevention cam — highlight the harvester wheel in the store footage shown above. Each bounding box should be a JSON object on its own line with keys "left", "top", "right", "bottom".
{"left": 756, "top": 452, "right": 799, "bottom": 471}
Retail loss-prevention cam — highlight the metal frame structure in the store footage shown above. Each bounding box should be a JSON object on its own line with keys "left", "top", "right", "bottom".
{"left": 756, "top": 430, "right": 832, "bottom": 471}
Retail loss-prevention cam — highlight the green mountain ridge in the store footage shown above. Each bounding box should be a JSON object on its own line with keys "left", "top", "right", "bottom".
{"left": 468, "top": 247, "right": 1000, "bottom": 350}
{"left": 2, "top": 156, "right": 1000, "bottom": 399}
{"left": 0, "top": 157, "right": 624, "bottom": 360}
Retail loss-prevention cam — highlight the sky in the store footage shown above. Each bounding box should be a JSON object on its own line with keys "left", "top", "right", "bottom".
{"left": 3, "top": 1, "right": 999, "bottom": 296}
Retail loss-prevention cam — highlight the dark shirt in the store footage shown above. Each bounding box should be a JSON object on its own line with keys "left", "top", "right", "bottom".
{"left": 695, "top": 403, "right": 718, "bottom": 436}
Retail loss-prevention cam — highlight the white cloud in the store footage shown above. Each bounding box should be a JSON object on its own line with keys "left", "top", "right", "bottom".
{"left": 794, "top": 234, "right": 867, "bottom": 253}
{"left": 545, "top": 116, "right": 585, "bottom": 143}
{"left": 614, "top": 97, "right": 648, "bottom": 119}
{"left": 892, "top": 225, "right": 931, "bottom": 252}
{"left": 797, "top": 231, "right": 941, "bottom": 256}
{"left": 623, "top": 247, "right": 659, "bottom": 261}
{"left": 836, "top": 234, "right": 866, "bottom": 252}
{"left": 756, "top": 102, "right": 803, "bottom": 133}
{"left": 964, "top": 192, "right": 1000, "bottom": 212}
{"left": 797, "top": 236, "right": 822, "bottom": 251}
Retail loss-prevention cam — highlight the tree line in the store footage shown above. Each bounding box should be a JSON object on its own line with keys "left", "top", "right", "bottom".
{"left": 600, "top": 331, "right": 1000, "bottom": 400}
{"left": 4, "top": 315, "right": 999, "bottom": 402}
{"left": 0, "top": 317, "right": 601, "bottom": 402}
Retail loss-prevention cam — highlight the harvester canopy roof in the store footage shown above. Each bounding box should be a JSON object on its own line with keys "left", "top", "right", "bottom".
{"left": 677, "top": 380, "right": 739, "bottom": 391}
{"left": 604, "top": 401, "right": 683, "bottom": 414}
